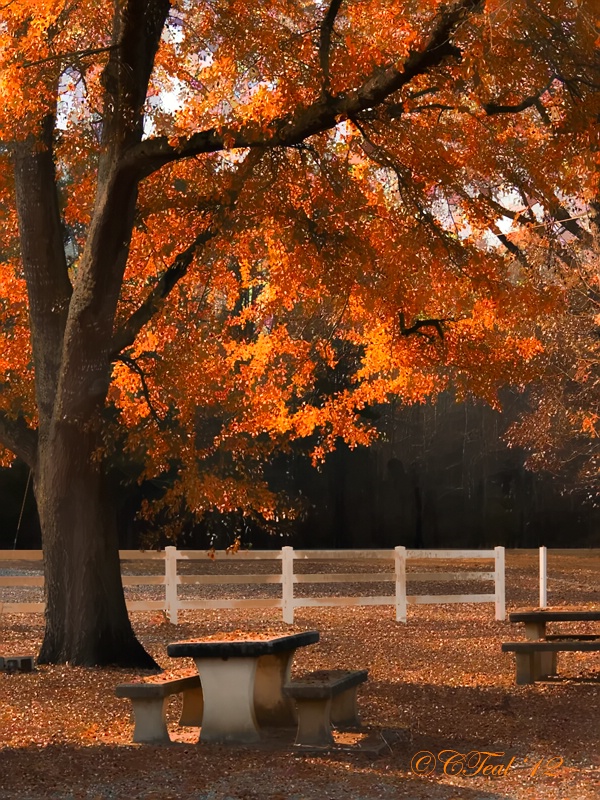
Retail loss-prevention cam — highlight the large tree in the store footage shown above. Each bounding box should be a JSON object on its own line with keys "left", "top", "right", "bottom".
{"left": 0, "top": 0, "right": 597, "bottom": 665}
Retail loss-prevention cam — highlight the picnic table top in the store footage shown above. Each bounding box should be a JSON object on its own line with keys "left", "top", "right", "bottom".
{"left": 509, "top": 609, "right": 600, "bottom": 623}
{"left": 167, "top": 630, "right": 319, "bottom": 659}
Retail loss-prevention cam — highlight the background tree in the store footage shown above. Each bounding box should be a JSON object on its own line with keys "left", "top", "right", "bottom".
{"left": 0, "top": 0, "right": 597, "bottom": 665}
{"left": 506, "top": 200, "right": 600, "bottom": 492}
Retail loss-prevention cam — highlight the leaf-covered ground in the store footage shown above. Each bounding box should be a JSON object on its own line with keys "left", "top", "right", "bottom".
{"left": 0, "top": 551, "right": 598, "bottom": 800}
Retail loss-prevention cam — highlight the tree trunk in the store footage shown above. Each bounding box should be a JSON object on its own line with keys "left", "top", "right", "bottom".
{"left": 4, "top": 2, "right": 176, "bottom": 669}
{"left": 35, "top": 422, "right": 158, "bottom": 668}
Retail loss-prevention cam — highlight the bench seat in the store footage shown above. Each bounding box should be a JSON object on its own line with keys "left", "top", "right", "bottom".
{"left": 502, "top": 640, "right": 600, "bottom": 685}
{"left": 284, "top": 669, "right": 368, "bottom": 747}
{"left": 544, "top": 634, "right": 600, "bottom": 641}
{"left": 510, "top": 610, "right": 600, "bottom": 623}
{"left": 116, "top": 672, "right": 203, "bottom": 743}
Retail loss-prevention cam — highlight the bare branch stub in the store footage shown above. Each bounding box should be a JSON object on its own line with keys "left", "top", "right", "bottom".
{"left": 399, "top": 312, "right": 451, "bottom": 340}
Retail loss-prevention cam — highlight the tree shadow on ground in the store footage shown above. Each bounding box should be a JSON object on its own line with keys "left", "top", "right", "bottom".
{"left": 0, "top": 741, "right": 525, "bottom": 800}
{"left": 366, "top": 677, "right": 599, "bottom": 759}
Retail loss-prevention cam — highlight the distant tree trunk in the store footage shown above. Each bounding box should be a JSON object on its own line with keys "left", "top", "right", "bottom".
{"left": 34, "top": 423, "right": 157, "bottom": 667}
{"left": 410, "top": 466, "right": 424, "bottom": 549}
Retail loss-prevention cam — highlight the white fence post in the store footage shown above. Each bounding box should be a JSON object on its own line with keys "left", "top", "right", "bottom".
{"left": 282, "top": 546, "right": 294, "bottom": 624}
{"left": 165, "top": 546, "right": 178, "bottom": 624}
{"left": 394, "top": 546, "right": 407, "bottom": 623}
{"left": 539, "top": 546, "right": 547, "bottom": 608}
{"left": 494, "top": 546, "right": 506, "bottom": 621}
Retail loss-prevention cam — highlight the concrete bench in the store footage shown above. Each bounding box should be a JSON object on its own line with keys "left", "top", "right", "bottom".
{"left": 284, "top": 669, "right": 368, "bottom": 747}
{"left": 115, "top": 672, "right": 203, "bottom": 743}
{"left": 502, "top": 640, "right": 600, "bottom": 685}
{"left": 0, "top": 655, "right": 35, "bottom": 673}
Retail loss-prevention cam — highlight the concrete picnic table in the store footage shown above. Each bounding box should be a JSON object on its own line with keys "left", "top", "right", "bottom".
{"left": 167, "top": 631, "right": 319, "bottom": 743}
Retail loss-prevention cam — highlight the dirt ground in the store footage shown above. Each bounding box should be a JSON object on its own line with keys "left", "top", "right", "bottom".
{"left": 0, "top": 550, "right": 598, "bottom": 800}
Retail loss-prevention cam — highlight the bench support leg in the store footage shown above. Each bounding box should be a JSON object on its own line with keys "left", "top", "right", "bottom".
{"left": 523, "top": 621, "right": 557, "bottom": 679}
{"left": 524, "top": 621, "right": 546, "bottom": 640}
{"left": 293, "top": 698, "right": 334, "bottom": 747}
{"left": 130, "top": 697, "right": 170, "bottom": 744}
{"left": 179, "top": 686, "right": 204, "bottom": 727}
{"left": 536, "top": 651, "right": 557, "bottom": 679}
{"left": 331, "top": 687, "right": 360, "bottom": 728}
{"left": 515, "top": 653, "right": 535, "bottom": 685}
{"left": 254, "top": 651, "right": 296, "bottom": 726}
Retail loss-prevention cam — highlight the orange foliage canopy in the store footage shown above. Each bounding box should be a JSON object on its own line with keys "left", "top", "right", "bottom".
{"left": 0, "top": 0, "right": 598, "bottom": 527}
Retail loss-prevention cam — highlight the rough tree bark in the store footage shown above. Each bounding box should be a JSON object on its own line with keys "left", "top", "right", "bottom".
{"left": 34, "top": 425, "right": 153, "bottom": 666}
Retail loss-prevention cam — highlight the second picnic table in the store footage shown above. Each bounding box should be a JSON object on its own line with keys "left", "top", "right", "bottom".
{"left": 167, "top": 630, "right": 319, "bottom": 743}
{"left": 504, "top": 609, "right": 600, "bottom": 683}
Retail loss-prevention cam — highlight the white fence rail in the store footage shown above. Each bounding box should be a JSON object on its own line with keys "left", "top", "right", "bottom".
{"left": 0, "top": 546, "right": 505, "bottom": 622}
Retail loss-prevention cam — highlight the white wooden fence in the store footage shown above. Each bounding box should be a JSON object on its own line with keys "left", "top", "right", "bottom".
{"left": 0, "top": 546, "right": 505, "bottom": 622}
{"left": 536, "top": 545, "right": 600, "bottom": 608}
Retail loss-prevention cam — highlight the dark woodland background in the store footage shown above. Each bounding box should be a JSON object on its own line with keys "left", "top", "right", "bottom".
{"left": 2, "top": 388, "right": 598, "bottom": 551}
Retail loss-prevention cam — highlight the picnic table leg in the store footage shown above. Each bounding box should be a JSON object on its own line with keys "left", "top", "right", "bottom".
{"left": 179, "top": 685, "right": 204, "bottom": 727}
{"left": 193, "top": 657, "right": 260, "bottom": 743}
{"left": 254, "top": 650, "right": 297, "bottom": 726}
{"left": 524, "top": 621, "right": 556, "bottom": 678}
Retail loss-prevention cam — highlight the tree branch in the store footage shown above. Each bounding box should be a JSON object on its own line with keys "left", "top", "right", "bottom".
{"left": 101, "top": 0, "right": 171, "bottom": 151}
{"left": 53, "top": 0, "right": 173, "bottom": 423}
{"left": 115, "top": 355, "right": 164, "bottom": 425}
{"left": 491, "top": 225, "right": 529, "bottom": 268}
{"left": 111, "top": 149, "right": 264, "bottom": 358}
{"left": 0, "top": 411, "right": 38, "bottom": 468}
{"left": 590, "top": 199, "right": 600, "bottom": 240}
{"left": 481, "top": 191, "right": 594, "bottom": 247}
{"left": 351, "top": 116, "right": 466, "bottom": 261}
{"left": 111, "top": 227, "right": 218, "bottom": 358}
{"left": 124, "top": 0, "right": 483, "bottom": 178}
{"left": 478, "top": 193, "right": 526, "bottom": 222}
{"left": 483, "top": 78, "right": 554, "bottom": 115}
{"left": 551, "top": 203, "right": 594, "bottom": 246}
{"left": 12, "top": 114, "right": 72, "bottom": 436}
{"left": 21, "top": 45, "right": 118, "bottom": 69}
{"left": 319, "top": 0, "right": 344, "bottom": 98}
